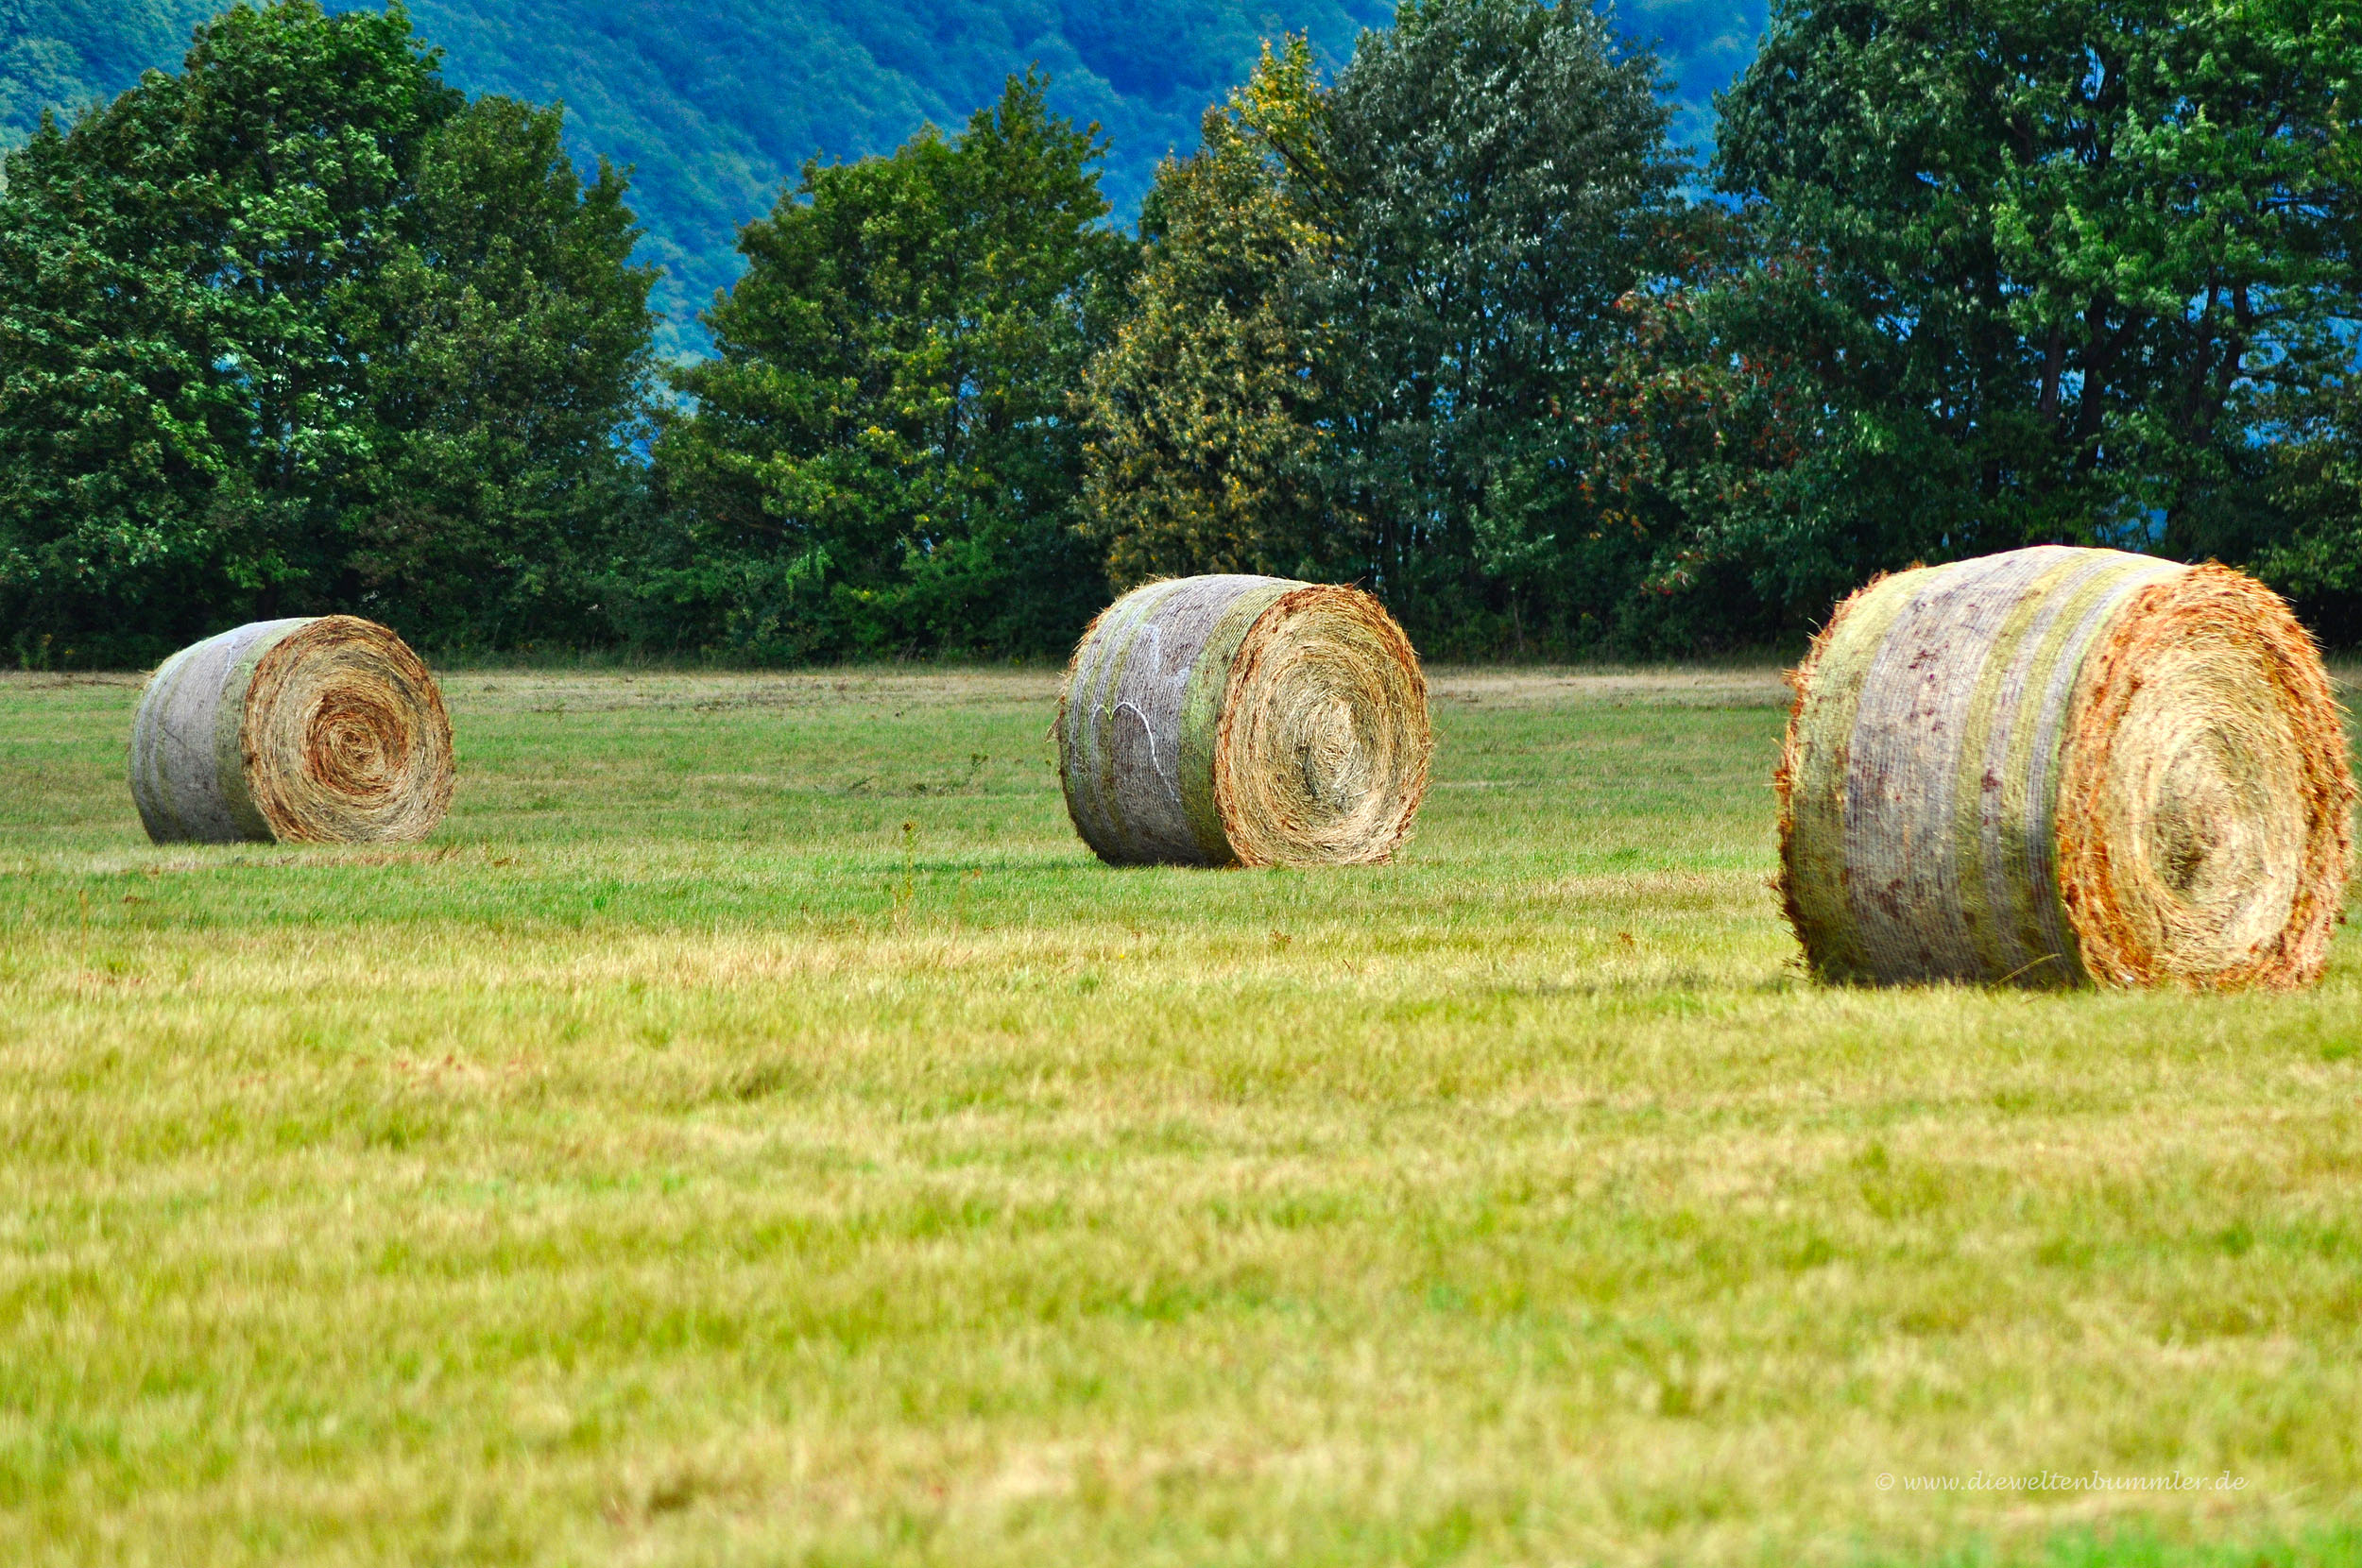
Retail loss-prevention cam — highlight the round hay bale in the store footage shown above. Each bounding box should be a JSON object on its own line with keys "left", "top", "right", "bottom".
{"left": 1058, "top": 575, "right": 1431, "bottom": 867}
{"left": 1777, "top": 545, "right": 2353, "bottom": 989}
{"left": 129, "top": 616, "right": 455, "bottom": 845}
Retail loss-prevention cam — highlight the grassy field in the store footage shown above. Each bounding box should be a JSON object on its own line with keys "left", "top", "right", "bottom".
{"left": 2, "top": 664, "right": 2358, "bottom": 1567}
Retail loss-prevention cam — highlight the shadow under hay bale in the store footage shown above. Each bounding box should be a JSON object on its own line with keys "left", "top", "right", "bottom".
{"left": 130, "top": 616, "right": 455, "bottom": 846}
{"left": 1058, "top": 575, "right": 1432, "bottom": 868}
{"left": 1777, "top": 545, "right": 2353, "bottom": 990}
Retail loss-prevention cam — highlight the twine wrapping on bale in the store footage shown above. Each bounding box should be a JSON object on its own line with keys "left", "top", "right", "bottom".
{"left": 1058, "top": 574, "right": 1432, "bottom": 867}
{"left": 130, "top": 616, "right": 455, "bottom": 845}
{"left": 1776, "top": 545, "right": 2353, "bottom": 990}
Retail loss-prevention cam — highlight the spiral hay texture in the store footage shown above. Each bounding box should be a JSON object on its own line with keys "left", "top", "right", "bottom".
{"left": 130, "top": 617, "right": 455, "bottom": 846}
{"left": 1777, "top": 546, "right": 2353, "bottom": 990}
{"left": 1059, "top": 575, "right": 1432, "bottom": 867}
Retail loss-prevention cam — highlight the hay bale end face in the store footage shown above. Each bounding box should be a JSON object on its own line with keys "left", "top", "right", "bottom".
{"left": 1777, "top": 545, "right": 2353, "bottom": 989}
{"left": 130, "top": 616, "right": 456, "bottom": 845}
{"left": 1059, "top": 575, "right": 1432, "bottom": 867}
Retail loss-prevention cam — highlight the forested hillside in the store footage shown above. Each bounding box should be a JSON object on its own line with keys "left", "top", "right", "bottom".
{"left": 11, "top": 0, "right": 2350, "bottom": 669}
{"left": 0, "top": 0, "right": 1764, "bottom": 350}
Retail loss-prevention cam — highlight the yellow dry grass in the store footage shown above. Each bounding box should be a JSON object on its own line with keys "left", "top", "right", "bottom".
{"left": 1, "top": 665, "right": 2357, "bottom": 1567}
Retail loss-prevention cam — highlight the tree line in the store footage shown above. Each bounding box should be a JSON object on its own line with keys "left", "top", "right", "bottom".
{"left": 4, "top": 0, "right": 2358, "bottom": 667}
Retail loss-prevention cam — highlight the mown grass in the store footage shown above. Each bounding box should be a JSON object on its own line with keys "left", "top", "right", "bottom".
{"left": 1, "top": 665, "right": 2357, "bottom": 1568}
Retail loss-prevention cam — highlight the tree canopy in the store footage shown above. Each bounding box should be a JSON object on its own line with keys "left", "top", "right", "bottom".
{"left": 1077, "top": 43, "right": 1339, "bottom": 590}
{"left": 648, "top": 74, "right": 1131, "bottom": 659}
{"left": 0, "top": 0, "right": 655, "bottom": 664}
{"left": 6, "top": 0, "right": 2362, "bottom": 665}
{"left": 1082, "top": 2, "right": 1688, "bottom": 653}
{"left": 1636, "top": 0, "right": 2362, "bottom": 629}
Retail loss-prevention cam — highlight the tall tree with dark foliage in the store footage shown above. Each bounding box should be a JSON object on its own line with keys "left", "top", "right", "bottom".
{"left": 1633, "top": 0, "right": 2362, "bottom": 632}
{"left": 1083, "top": 1, "right": 1688, "bottom": 654}
{"left": 649, "top": 73, "right": 1132, "bottom": 658}
{"left": 0, "top": 0, "right": 654, "bottom": 664}
{"left": 1078, "top": 42, "right": 1340, "bottom": 591}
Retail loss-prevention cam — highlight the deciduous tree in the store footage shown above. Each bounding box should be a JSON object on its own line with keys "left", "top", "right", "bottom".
{"left": 650, "top": 73, "right": 1131, "bottom": 658}
{"left": 0, "top": 0, "right": 654, "bottom": 663}
{"left": 1080, "top": 3, "right": 1686, "bottom": 654}
{"left": 1667, "top": 0, "right": 2362, "bottom": 627}
{"left": 1078, "top": 43, "right": 1340, "bottom": 588}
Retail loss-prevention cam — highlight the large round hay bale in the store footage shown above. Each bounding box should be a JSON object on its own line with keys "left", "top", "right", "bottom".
{"left": 1058, "top": 575, "right": 1431, "bottom": 867}
{"left": 130, "top": 616, "right": 455, "bottom": 845}
{"left": 1777, "top": 545, "right": 2353, "bottom": 989}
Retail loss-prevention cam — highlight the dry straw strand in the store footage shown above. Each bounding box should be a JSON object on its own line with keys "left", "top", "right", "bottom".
{"left": 1776, "top": 546, "right": 2353, "bottom": 989}
{"left": 130, "top": 616, "right": 455, "bottom": 846}
{"left": 1058, "top": 575, "right": 1431, "bottom": 867}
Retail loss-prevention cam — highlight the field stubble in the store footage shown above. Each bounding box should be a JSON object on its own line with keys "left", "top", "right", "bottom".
{"left": 1, "top": 666, "right": 2357, "bottom": 1566}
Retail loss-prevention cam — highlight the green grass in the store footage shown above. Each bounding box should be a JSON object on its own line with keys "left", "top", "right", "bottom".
{"left": 2, "top": 665, "right": 2358, "bottom": 1567}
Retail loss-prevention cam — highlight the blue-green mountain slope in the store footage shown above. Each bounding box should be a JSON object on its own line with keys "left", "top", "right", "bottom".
{"left": 1, "top": 0, "right": 1764, "bottom": 352}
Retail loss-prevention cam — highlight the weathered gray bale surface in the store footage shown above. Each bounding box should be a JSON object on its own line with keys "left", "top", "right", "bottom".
{"left": 1777, "top": 545, "right": 2352, "bottom": 990}
{"left": 130, "top": 616, "right": 455, "bottom": 845}
{"left": 1058, "top": 575, "right": 1430, "bottom": 867}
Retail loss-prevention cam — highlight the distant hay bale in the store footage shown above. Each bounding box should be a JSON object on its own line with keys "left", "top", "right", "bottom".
{"left": 1777, "top": 545, "right": 2353, "bottom": 989}
{"left": 1059, "top": 575, "right": 1432, "bottom": 867}
{"left": 130, "top": 616, "right": 455, "bottom": 845}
